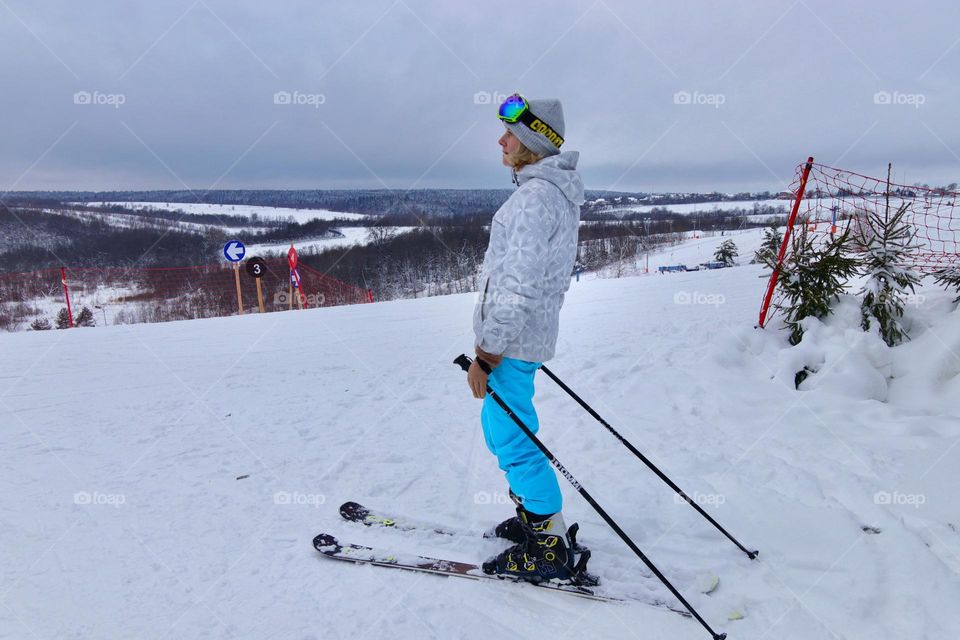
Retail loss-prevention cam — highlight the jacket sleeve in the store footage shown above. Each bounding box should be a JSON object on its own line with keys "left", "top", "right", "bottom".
{"left": 476, "top": 186, "right": 553, "bottom": 355}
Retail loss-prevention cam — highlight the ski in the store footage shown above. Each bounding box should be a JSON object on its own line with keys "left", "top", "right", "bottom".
{"left": 313, "top": 532, "right": 696, "bottom": 612}
{"left": 337, "top": 501, "right": 736, "bottom": 616}
{"left": 339, "top": 501, "right": 721, "bottom": 596}
{"left": 339, "top": 501, "right": 460, "bottom": 536}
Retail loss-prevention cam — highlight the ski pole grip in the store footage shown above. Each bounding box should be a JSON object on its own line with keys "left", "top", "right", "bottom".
{"left": 453, "top": 354, "right": 473, "bottom": 372}
{"left": 454, "top": 354, "right": 493, "bottom": 375}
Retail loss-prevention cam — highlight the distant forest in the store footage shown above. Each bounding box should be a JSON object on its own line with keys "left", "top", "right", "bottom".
{"left": 5, "top": 187, "right": 782, "bottom": 216}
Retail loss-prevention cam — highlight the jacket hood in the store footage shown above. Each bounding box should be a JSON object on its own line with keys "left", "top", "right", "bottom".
{"left": 516, "top": 151, "right": 585, "bottom": 206}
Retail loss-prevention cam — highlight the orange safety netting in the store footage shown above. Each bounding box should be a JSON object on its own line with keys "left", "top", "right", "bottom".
{"left": 0, "top": 258, "right": 370, "bottom": 329}
{"left": 791, "top": 161, "right": 960, "bottom": 272}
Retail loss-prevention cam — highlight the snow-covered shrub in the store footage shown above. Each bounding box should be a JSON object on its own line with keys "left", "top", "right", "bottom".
{"left": 714, "top": 239, "right": 739, "bottom": 266}
{"left": 55, "top": 307, "right": 71, "bottom": 329}
{"left": 754, "top": 225, "right": 782, "bottom": 267}
{"left": 74, "top": 306, "right": 96, "bottom": 327}
{"left": 855, "top": 201, "right": 922, "bottom": 346}
{"left": 933, "top": 265, "right": 960, "bottom": 304}
{"left": 776, "top": 223, "right": 860, "bottom": 345}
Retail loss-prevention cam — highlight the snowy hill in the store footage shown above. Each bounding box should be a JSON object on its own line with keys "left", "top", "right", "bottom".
{"left": 2, "top": 260, "right": 959, "bottom": 639}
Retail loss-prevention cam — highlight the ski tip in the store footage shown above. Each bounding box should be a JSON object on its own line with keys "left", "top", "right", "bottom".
{"left": 339, "top": 501, "right": 370, "bottom": 522}
{"left": 313, "top": 533, "right": 341, "bottom": 554}
{"left": 699, "top": 573, "right": 720, "bottom": 595}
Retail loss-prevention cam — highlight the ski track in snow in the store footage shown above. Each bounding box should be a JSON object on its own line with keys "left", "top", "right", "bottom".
{"left": 1, "top": 232, "right": 959, "bottom": 639}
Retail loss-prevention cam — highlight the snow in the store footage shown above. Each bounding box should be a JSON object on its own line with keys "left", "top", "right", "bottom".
{"left": 591, "top": 198, "right": 790, "bottom": 216}
{"left": 584, "top": 227, "right": 768, "bottom": 278}
{"left": 44, "top": 208, "right": 260, "bottom": 236}
{"left": 82, "top": 202, "right": 371, "bottom": 223}
{"left": 2, "top": 258, "right": 960, "bottom": 639}
{"left": 246, "top": 227, "right": 417, "bottom": 256}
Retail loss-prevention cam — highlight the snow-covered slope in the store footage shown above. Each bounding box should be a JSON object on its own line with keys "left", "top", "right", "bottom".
{"left": 85, "top": 202, "right": 370, "bottom": 223}
{"left": 2, "top": 262, "right": 959, "bottom": 640}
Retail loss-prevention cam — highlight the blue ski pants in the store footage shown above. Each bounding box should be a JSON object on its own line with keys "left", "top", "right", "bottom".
{"left": 481, "top": 357, "right": 562, "bottom": 516}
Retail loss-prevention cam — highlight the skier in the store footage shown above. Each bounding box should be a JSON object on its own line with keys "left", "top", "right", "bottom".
{"left": 467, "top": 94, "right": 585, "bottom": 582}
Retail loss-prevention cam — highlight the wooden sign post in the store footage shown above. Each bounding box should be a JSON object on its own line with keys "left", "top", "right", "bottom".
{"left": 245, "top": 257, "right": 267, "bottom": 314}
{"left": 234, "top": 263, "right": 243, "bottom": 315}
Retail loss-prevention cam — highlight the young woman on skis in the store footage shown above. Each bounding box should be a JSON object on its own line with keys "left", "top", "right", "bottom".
{"left": 468, "top": 94, "right": 585, "bottom": 581}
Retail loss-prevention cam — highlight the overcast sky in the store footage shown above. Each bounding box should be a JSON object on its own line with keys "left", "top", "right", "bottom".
{"left": 2, "top": 0, "right": 960, "bottom": 194}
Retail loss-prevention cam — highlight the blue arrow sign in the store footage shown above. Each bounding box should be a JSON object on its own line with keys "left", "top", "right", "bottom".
{"left": 223, "top": 240, "right": 246, "bottom": 262}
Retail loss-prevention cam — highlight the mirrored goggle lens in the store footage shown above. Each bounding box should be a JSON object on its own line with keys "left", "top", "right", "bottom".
{"left": 498, "top": 95, "right": 527, "bottom": 122}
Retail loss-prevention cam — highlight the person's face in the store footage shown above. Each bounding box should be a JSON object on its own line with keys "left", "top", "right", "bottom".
{"left": 499, "top": 128, "right": 523, "bottom": 167}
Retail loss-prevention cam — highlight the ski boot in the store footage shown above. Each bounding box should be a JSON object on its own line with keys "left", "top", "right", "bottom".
{"left": 482, "top": 508, "right": 598, "bottom": 587}
{"left": 482, "top": 490, "right": 527, "bottom": 543}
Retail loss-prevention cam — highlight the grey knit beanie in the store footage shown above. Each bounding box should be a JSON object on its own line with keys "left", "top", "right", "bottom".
{"left": 503, "top": 98, "right": 565, "bottom": 158}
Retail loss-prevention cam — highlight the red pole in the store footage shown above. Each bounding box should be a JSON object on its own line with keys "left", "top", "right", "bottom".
{"left": 758, "top": 156, "right": 814, "bottom": 328}
{"left": 61, "top": 267, "right": 74, "bottom": 328}
{"left": 367, "top": 289, "right": 374, "bottom": 303}
{"left": 292, "top": 269, "right": 309, "bottom": 309}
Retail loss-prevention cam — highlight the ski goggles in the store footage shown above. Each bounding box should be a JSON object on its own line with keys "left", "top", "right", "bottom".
{"left": 497, "top": 94, "right": 564, "bottom": 149}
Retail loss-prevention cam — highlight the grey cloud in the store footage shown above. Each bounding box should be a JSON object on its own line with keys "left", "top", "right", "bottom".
{"left": 2, "top": 0, "right": 960, "bottom": 193}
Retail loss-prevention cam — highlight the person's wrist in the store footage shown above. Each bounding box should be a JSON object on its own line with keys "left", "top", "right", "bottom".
{"left": 475, "top": 346, "right": 503, "bottom": 369}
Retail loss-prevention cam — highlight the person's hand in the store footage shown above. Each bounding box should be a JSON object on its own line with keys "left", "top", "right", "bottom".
{"left": 467, "top": 359, "right": 489, "bottom": 399}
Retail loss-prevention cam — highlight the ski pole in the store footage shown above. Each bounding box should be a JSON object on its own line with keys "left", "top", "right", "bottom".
{"left": 455, "top": 354, "right": 727, "bottom": 640}
{"left": 539, "top": 364, "right": 759, "bottom": 561}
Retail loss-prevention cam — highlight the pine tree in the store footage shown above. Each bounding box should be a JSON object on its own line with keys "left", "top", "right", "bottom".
{"left": 55, "top": 307, "right": 71, "bottom": 329}
{"left": 775, "top": 223, "right": 860, "bottom": 345}
{"left": 856, "top": 198, "right": 921, "bottom": 346}
{"left": 30, "top": 317, "right": 52, "bottom": 331}
{"left": 714, "top": 239, "right": 739, "bottom": 266}
{"left": 754, "top": 225, "right": 783, "bottom": 267}
{"left": 934, "top": 265, "right": 960, "bottom": 304}
{"left": 74, "top": 306, "right": 96, "bottom": 327}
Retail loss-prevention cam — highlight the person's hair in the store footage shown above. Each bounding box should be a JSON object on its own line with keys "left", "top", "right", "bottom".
{"left": 503, "top": 133, "right": 542, "bottom": 170}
